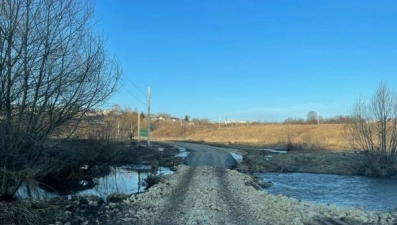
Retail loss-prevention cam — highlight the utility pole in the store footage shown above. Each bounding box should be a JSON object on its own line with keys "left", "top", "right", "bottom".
{"left": 219, "top": 114, "right": 220, "bottom": 128}
{"left": 130, "top": 122, "right": 133, "bottom": 140}
{"left": 117, "top": 121, "right": 120, "bottom": 140}
{"left": 138, "top": 111, "right": 140, "bottom": 143}
{"left": 147, "top": 87, "right": 151, "bottom": 147}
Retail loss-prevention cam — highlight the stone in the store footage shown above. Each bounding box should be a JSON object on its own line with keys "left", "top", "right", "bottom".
{"left": 107, "top": 193, "right": 129, "bottom": 203}
{"left": 108, "top": 202, "right": 117, "bottom": 208}
{"left": 120, "top": 218, "right": 134, "bottom": 222}
{"left": 79, "top": 197, "right": 89, "bottom": 206}
{"left": 65, "top": 204, "right": 75, "bottom": 211}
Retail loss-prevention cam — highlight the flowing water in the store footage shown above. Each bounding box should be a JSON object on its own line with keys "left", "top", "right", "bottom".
{"left": 257, "top": 172, "right": 397, "bottom": 212}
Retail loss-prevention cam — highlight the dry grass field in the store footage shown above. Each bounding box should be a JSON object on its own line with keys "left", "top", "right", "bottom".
{"left": 152, "top": 123, "right": 349, "bottom": 150}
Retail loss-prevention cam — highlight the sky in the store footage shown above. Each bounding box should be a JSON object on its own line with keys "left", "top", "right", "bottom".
{"left": 94, "top": 0, "right": 397, "bottom": 122}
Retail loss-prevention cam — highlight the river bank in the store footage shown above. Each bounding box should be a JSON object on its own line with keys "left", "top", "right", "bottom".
{"left": 239, "top": 148, "right": 367, "bottom": 176}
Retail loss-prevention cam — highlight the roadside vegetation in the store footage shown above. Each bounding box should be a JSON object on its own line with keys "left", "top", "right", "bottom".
{"left": 0, "top": 0, "right": 121, "bottom": 201}
{"left": 345, "top": 82, "right": 397, "bottom": 177}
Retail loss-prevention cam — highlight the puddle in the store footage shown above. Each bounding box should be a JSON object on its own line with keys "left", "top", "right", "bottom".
{"left": 16, "top": 165, "right": 173, "bottom": 200}
{"left": 176, "top": 151, "right": 189, "bottom": 158}
{"left": 175, "top": 146, "right": 190, "bottom": 158}
{"left": 257, "top": 172, "right": 397, "bottom": 212}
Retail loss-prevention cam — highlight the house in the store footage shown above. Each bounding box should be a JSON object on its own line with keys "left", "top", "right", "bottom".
{"left": 169, "top": 117, "right": 180, "bottom": 122}
{"left": 85, "top": 110, "right": 98, "bottom": 117}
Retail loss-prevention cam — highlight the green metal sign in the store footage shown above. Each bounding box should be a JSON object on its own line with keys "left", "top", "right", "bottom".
{"left": 140, "top": 129, "right": 148, "bottom": 137}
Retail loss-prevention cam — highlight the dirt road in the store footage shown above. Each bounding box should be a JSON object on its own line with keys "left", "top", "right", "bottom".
{"left": 171, "top": 142, "right": 238, "bottom": 169}
{"left": 151, "top": 166, "right": 261, "bottom": 225}
{"left": 117, "top": 142, "right": 263, "bottom": 224}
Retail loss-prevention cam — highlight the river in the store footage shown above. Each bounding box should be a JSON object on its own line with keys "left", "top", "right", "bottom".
{"left": 257, "top": 172, "right": 397, "bottom": 212}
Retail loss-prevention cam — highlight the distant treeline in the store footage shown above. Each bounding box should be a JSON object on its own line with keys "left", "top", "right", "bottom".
{"left": 282, "top": 115, "right": 353, "bottom": 125}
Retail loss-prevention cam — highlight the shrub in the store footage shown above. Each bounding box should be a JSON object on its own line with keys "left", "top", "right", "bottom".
{"left": 286, "top": 141, "right": 303, "bottom": 151}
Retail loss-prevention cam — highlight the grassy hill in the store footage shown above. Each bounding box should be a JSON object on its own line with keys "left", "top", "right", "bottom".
{"left": 152, "top": 123, "right": 348, "bottom": 150}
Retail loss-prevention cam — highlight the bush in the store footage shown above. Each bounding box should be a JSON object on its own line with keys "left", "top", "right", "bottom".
{"left": 361, "top": 154, "right": 397, "bottom": 177}
{"left": 144, "top": 175, "right": 161, "bottom": 190}
{"left": 286, "top": 141, "right": 303, "bottom": 151}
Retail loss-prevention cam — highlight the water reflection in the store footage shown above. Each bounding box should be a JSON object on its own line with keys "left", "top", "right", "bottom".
{"left": 257, "top": 173, "right": 397, "bottom": 212}
{"left": 16, "top": 165, "right": 173, "bottom": 200}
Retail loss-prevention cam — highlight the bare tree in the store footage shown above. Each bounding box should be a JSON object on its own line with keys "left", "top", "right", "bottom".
{"left": 0, "top": 0, "right": 120, "bottom": 200}
{"left": 306, "top": 111, "right": 318, "bottom": 124}
{"left": 345, "top": 82, "right": 397, "bottom": 177}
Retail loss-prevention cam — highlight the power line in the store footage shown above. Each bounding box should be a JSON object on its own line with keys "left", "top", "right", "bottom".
{"left": 122, "top": 75, "right": 146, "bottom": 96}
{"left": 122, "top": 85, "right": 147, "bottom": 106}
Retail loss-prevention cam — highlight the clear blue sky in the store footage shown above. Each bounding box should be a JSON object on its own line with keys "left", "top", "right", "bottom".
{"left": 94, "top": 0, "right": 397, "bottom": 122}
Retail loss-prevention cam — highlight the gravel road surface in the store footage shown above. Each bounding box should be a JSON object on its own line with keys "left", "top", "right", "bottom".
{"left": 171, "top": 142, "right": 238, "bottom": 169}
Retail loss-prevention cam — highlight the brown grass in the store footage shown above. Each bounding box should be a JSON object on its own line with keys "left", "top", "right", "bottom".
{"left": 152, "top": 124, "right": 348, "bottom": 150}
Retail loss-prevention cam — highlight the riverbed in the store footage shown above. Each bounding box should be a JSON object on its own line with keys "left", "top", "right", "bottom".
{"left": 257, "top": 172, "right": 397, "bottom": 212}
